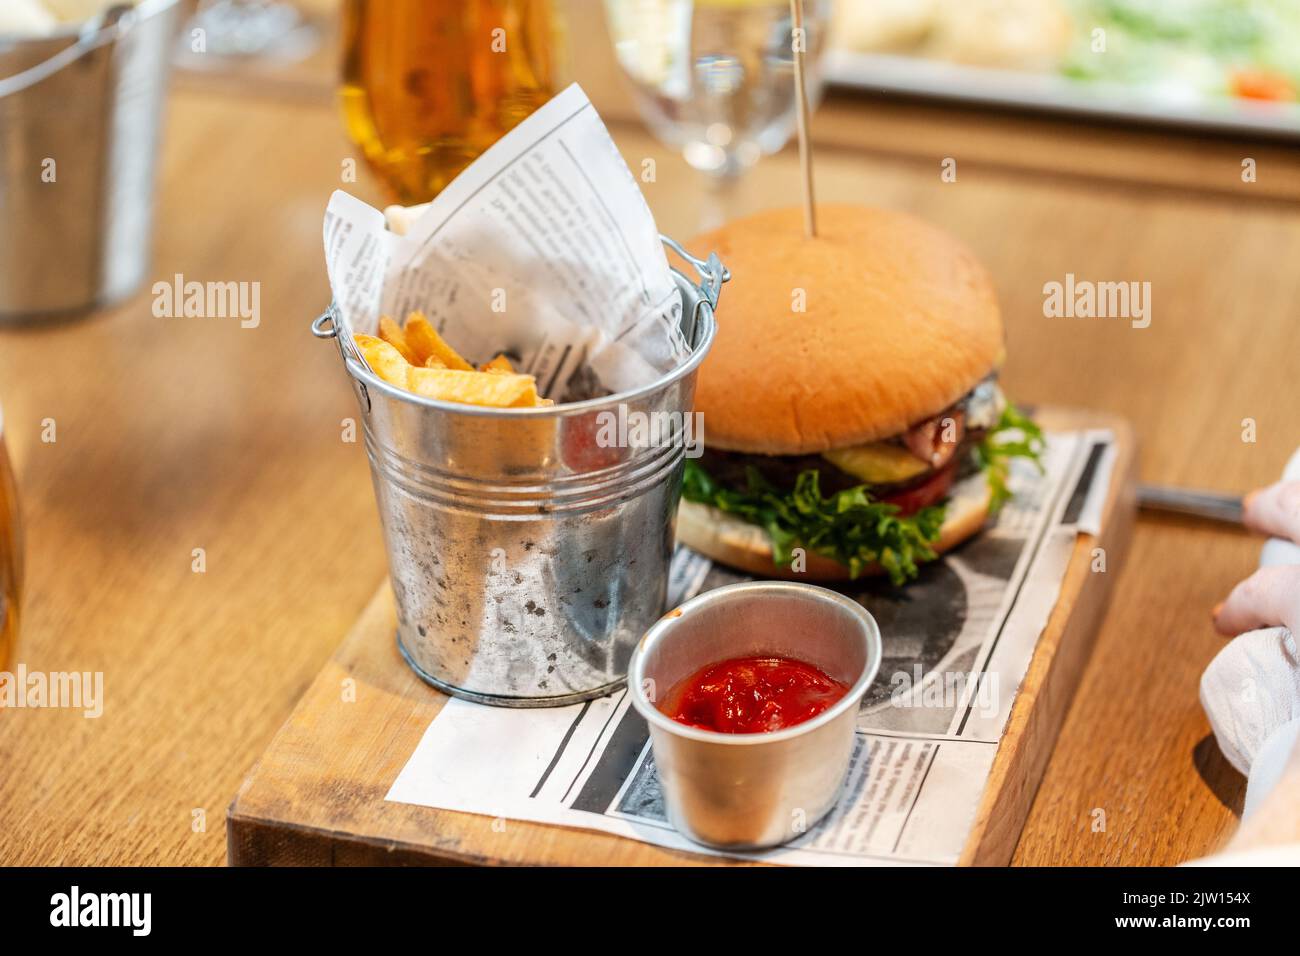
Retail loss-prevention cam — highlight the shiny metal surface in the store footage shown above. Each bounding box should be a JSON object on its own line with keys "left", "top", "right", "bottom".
{"left": 323, "top": 246, "right": 724, "bottom": 706}
{"left": 629, "top": 581, "right": 882, "bottom": 850}
{"left": 0, "top": 0, "right": 181, "bottom": 321}
{"left": 1137, "top": 483, "right": 1243, "bottom": 525}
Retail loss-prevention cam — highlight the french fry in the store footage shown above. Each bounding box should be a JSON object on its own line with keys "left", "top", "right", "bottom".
{"left": 403, "top": 312, "right": 473, "bottom": 370}
{"left": 354, "top": 334, "right": 410, "bottom": 387}
{"left": 480, "top": 353, "right": 515, "bottom": 374}
{"left": 355, "top": 331, "right": 550, "bottom": 409}
{"left": 378, "top": 315, "right": 418, "bottom": 365}
{"left": 405, "top": 366, "right": 539, "bottom": 408}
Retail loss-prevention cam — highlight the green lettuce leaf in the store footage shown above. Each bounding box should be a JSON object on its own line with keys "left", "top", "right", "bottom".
{"left": 681, "top": 404, "right": 1045, "bottom": 585}
{"left": 975, "top": 403, "right": 1047, "bottom": 513}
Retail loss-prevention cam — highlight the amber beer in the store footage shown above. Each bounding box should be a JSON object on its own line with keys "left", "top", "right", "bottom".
{"left": 340, "top": 0, "right": 555, "bottom": 203}
{"left": 0, "top": 412, "right": 20, "bottom": 676}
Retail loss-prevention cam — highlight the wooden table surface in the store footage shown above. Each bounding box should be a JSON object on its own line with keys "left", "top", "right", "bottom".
{"left": 2, "top": 66, "right": 1299, "bottom": 866}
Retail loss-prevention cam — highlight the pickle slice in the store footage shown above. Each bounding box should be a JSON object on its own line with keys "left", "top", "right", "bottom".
{"left": 822, "top": 442, "right": 930, "bottom": 486}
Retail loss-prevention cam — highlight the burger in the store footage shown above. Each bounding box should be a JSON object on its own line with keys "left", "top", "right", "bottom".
{"left": 677, "top": 204, "right": 1043, "bottom": 585}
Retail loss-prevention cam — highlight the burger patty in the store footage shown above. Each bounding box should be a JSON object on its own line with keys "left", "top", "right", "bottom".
{"left": 696, "top": 378, "right": 1001, "bottom": 503}
{"left": 697, "top": 432, "right": 983, "bottom": 499}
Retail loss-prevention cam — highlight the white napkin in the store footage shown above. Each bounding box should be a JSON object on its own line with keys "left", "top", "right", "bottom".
{"left": 42, "top": 0, "right": 134, "bottom": 24}
{"left": 1200, "top": 447, "right": 1300, "bottom": 818}
{"left": 0, "top": 0, "right": 138, "bottom": 35}
{"left": 0, "top": 0, "right": 57, "bottom": 35}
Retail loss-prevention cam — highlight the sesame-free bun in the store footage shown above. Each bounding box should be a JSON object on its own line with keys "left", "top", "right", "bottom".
{"left": 676, "top": 471, "right": 993, "bottom": 581}
{"left": 689, "top": 204, "right": 1003, "bottom": 455}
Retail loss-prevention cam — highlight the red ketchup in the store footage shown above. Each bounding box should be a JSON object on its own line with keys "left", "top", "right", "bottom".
{"left": 660, "top": 656, "right": 851, "bottom": 734}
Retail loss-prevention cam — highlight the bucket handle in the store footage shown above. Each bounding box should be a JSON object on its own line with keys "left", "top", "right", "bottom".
{"left": 311, "top": 301, "right": 365, "bottom": 366}
{"left": 661, "top": 235, "right": 729, "bottom": 348}
{"left": 0, "top": 3, "right": 144, "bottom": 99}
{"left": 661, "top": 234, "right": 728, "bottom": 309}
{"left": 310, "top": 306, "right": 338, "bottom": 339}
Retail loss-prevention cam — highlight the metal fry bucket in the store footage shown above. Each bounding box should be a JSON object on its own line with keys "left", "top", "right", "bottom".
{"left": 0, "top": 0, "right": 181, "bottom": 321}
{"left": 314, "top": 238, "right": 727, "bottom": 706}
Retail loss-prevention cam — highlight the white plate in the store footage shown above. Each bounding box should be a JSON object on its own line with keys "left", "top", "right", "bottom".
{"left": 824, "top": 48, "right": 1300, "bottom": 140}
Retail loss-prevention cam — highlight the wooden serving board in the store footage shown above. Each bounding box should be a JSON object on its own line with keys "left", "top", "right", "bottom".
{"left": 228, "top": 409, "right": 1136, "bottom": 866}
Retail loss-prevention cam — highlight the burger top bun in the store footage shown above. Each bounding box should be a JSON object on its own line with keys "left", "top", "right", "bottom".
{"left": 689, "top": 204, "right": 1003, "bottom": 455}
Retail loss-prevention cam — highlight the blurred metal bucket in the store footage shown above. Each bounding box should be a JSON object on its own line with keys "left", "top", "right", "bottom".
{"left": 0, "top": 0, "right": 181, "bottom": 321}
{"left": 314, "top": 238, "right": 727, "bottom": 707}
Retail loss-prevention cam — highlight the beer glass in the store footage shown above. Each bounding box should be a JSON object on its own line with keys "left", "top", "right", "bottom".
{"left": 339, "top": 0, "right": 555, "bottom": 203}
{"left": 0, "top": 408, "right": 21, "bottom": 675}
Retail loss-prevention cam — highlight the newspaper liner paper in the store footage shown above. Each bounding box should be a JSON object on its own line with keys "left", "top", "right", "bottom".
{"left": 386, "top": 430, "right": 1117, "bottom": 866}
{"left": 322, "top": 83, "right": 689, "bottom": 402}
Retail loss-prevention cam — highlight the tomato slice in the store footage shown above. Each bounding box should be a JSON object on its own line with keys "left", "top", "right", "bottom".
{"left": 1231, "top": 69, "right": 1295, "bottom": 102}
{"left": 878, "top": 460, "right": 957, "bottom": 516}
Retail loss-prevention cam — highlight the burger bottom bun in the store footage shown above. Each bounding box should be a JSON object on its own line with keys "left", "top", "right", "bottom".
{"left": 675, "top": 470, "right": 994, "bottom": 581}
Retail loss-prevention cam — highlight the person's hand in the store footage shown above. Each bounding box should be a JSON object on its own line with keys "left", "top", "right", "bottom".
{"left": 1199, "top": 476, "right": 1300, "bottom": 855}
{"left": 1212, "top": 481, "right": 1300, "bottom": 636}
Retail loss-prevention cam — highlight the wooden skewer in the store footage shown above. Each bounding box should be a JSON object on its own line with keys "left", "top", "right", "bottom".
{"left": 789, "top": 0, "right": 816, "bottom": 238}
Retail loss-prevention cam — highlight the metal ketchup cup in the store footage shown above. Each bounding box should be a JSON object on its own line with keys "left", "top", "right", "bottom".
{"left": 629, "top": 582, "right": 882, "bottom": 850}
